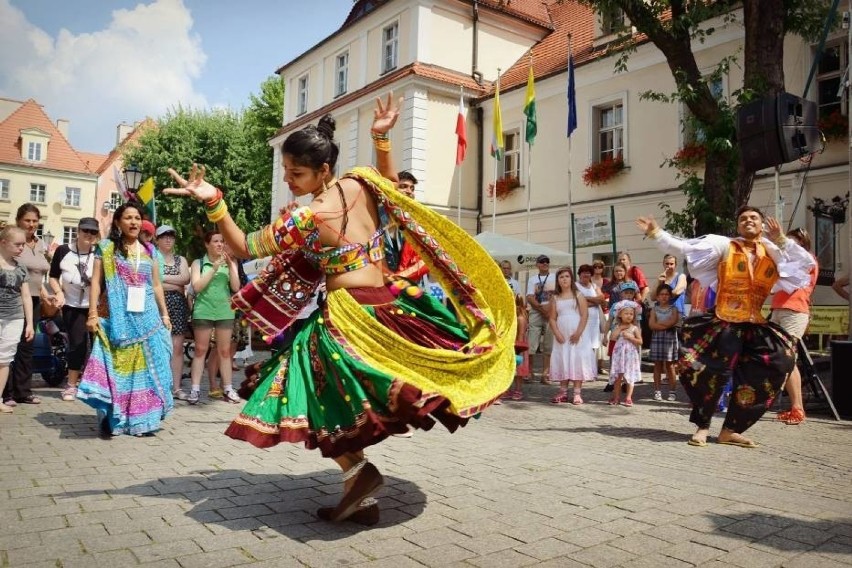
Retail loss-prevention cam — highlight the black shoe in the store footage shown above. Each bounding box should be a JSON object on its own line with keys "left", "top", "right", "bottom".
{"left": 98, "top": 416, "right": 112, "bottom": 440}
{"left": 603, "top": 384, "right": 614, "bottom": 392}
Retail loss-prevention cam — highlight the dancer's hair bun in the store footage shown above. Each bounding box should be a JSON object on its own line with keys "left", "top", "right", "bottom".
{"left": 317, "top": 115, "right": 336, "bottom": 140}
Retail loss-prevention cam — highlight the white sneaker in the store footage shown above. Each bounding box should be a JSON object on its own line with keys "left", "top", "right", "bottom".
{"left": 667, "top": 392, "right": 677, "bottom": 402}
{"left": 188, "top": 390, "right": 200, "bottom": 405}
{"left": 224, "top": 389, "right": 241, "bottom": 403}
{"left": 653, "top": 391, "right": 662, "bottom": 401}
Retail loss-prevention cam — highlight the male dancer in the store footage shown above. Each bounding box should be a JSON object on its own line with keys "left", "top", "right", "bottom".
{"left": 637, "top": 207, "right": 815, "bottom": 447}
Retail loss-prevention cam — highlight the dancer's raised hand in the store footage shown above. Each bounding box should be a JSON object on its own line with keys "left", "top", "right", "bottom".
{"left": 371, "top": 91, "right": 403, "bottom": 135}
{"left": 636, "top": 216, "right": 659, "bottom": 236}
{"left": 163, "top": 164, "right": 218, "bottom": 202}
{"left": 764, "top": 217, "right": 783, "bottom": 243}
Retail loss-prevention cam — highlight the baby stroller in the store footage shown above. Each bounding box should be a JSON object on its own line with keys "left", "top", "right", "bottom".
{"left": 31, "top": 316, "right": 68, "bottom": 387}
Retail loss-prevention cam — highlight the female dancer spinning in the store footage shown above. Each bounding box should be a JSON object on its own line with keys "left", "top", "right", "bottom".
{"left": 165, "top": 94, "right": 515, "bottom": 524}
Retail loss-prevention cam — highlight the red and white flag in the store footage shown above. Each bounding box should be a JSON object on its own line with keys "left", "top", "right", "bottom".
{"left": 455, "top": 91, "right": 467, "bottom": 166}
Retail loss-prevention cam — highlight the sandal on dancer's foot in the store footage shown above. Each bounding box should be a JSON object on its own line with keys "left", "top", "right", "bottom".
{"left": 687, "top": 436, "right": 707, "bottom": 447}
{"left": 717, "top": 433, "right": 758, "bottom": 448}
{"left": 317, "top": 503, "right": 380, "bottom": 526}
{"left": 328, "top": 461, "right": 384, "bottom": 522}
{"left": 778, "top": 408, "right": 806, "bottom": 425}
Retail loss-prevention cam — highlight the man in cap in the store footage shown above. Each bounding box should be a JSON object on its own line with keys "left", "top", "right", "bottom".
{"left": 526, "top": 255, "right": 555, "bottom": 381}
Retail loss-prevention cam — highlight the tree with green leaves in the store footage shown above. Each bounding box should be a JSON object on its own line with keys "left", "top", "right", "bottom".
{"left": 122, "top": 76, "right": 284, "bottom": 258}
{"left": 580, "top": 0, "right": 832, "bottom": 236}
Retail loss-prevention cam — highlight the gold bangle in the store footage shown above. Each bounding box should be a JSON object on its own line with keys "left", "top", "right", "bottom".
{"left": 646, "top": 227, "right": 661, "bottom": 239}
{"left": 373, "top": 138, "right": 391, "bottom": 153}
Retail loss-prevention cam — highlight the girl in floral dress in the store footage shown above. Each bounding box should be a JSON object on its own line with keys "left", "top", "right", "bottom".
{"left": 609, "top": 304, "right": 642, "bottom": 407}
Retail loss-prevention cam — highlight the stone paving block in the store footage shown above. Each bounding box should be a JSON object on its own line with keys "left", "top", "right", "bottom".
{"left": 81, "top": 530, "right": 151, "bottom": 552}
{"left": 750, "top": 534, "right": 815, "bottom": 558}
{"left": 403, "top": 527, "right": 468, "bottom": 549}
{"left": 715, "top": 545, "right": 786, "bottom": 568}
{"left": 407, "top": 543, "right": 476, "bottom": 567}
{"left": 60, "top": 549, "right": 139, "bottom": 568}
{"left": 776, "top": 524, "right": 837, "bottom": 546}
{"left": 558, "top": 526, "right": 619, "bottom": 548}
{"left": 352, "top": 536, "right": 423, "bottom": 559}
{"left": 2, "top": 515, "right": 67, "bottom": 535}
{"left": 466, "top": 548, "right": 539, "bottom": 567}
{"left": 722, "top": 519, "right": 785, "bottom": 540}
{"left": 498, "top": 522, "right": 562, "bottom": 544}
{"left": 449, "top": 517, "right": 511, "bottom": 538}
{"left": 513, "top": 536, "right": 581, "bottom": 560}
{"left": 609, "top": 533, "right": 672, "bottom": 555}
{"left": 293, "top": 545, "right": 370, "bottom": 567}
{"left": 144, "top": 523, "right": 214, "bottom": 543}
{"left": 690, "top": 530, "right": 757, "bottom": 553}
{"left": 541, "top": 513, "right": 599, "bottom": 532}
{"left": 620, "top": 552, "right": 693, "bottom": 568}
{"left": 5, "top": 539, "right": 86, "bottom": 565}
{"left": 457, "top": 532, "right": 523, "bottom": 556}
{"left": 781, "top": 553, "right": 851, "bottom": 568}
{"left": 176, "top": 548, "right": 254, "bottom": 568}
{"left": 570, "top": 542, "right": 636, "bottom": 568}
{"left": 663, "top": 541, "right": 726, "bottom": 564}
{"left": 596, "top": 517, "right": 655, "bottom": 537}
{"left": 131, "top": 539, "right": 204, "bottom": 563}
{"left": 192, "top": 530, "right": 262, "bottom": 552}
{"left": 242, "top": 535, "right": 312, "bottom": 560}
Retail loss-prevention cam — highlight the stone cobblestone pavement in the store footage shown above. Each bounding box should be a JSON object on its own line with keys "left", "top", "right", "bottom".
{"left": 1, "top": 367, "right": 851, "bottom": 567}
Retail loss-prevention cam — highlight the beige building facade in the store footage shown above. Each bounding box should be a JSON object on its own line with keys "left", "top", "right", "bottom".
{"left": 0, "top": 98, "right": 104, "bottom": 248}
{"left": 270, "top": 1, "right": 849, "bottom": 307}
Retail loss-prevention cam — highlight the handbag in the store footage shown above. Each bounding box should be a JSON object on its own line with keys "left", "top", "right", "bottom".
{"left": 599, "top": 305, "right": 608, "bottom": 334}
{"left": 230, "top": 250, "right": 322, "bottom": 339}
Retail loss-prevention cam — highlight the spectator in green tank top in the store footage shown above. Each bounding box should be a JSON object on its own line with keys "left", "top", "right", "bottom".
{"left": 188, "top": 230, "right": 241, "bottom": 404}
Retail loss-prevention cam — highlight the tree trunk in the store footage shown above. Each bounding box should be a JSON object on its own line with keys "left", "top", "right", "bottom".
{"left": 735, "top": 0, "right": 787, "bottom": 212}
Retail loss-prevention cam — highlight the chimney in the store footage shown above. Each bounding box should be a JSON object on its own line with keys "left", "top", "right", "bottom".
{"left": 116, "top": 122, "right": 134, "bottom": 145}
{"left": 56, "top": 118, "right": 70, "bottom": 139}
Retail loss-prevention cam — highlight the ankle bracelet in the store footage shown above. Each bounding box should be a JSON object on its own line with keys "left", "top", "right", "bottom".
{"left": 341, "top": 458, "right": 368, "bottom": 481}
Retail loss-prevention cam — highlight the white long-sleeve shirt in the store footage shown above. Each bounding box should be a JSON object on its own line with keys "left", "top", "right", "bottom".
{"left": 649, "top": 230, "right": 815, "bottom": 295}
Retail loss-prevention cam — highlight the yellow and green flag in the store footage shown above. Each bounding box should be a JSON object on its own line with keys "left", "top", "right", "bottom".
{"left": 490, "top": 78, "right": 504, "bottom": 160}
{"left": 524, "top": 65, "right": 537, "bottom": 145}
{"left": 136, "top": 177, "right": 156, "bottom": 223}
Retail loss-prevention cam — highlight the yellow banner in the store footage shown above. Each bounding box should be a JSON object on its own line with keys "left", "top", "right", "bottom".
{"left": 761, "top": 305, "right": 849, "bottom": 335}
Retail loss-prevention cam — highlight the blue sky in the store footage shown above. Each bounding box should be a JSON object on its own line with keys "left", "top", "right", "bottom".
{"left": 0, "top": 0, "right": 354, "bottom": 153}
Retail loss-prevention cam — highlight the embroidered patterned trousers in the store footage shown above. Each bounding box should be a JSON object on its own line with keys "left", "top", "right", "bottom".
{"left": 678, "top": 312, "right": 796, "bottom": 433}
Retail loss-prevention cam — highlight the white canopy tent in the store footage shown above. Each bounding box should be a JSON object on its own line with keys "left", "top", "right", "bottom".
{"left": 474, "top": 232, "right": 572, "bottom": 270}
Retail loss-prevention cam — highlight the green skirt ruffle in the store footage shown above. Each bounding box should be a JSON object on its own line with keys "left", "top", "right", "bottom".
{"left": 225, "top": 286, "right": 481, "bottom": 457}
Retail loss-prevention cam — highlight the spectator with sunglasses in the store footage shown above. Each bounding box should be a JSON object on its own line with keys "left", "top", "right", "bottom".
{"left": 49, "top": 217, "right": 100, "bottom": 401}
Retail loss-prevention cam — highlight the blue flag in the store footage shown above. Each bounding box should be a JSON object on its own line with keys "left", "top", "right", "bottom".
{"left": 567, "top": 53, "right": 577, "bottom": 138}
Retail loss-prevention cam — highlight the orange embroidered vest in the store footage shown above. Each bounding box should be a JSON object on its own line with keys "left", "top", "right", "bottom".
{"left": 715, "top": 240, "right": 779, "bottom": 324}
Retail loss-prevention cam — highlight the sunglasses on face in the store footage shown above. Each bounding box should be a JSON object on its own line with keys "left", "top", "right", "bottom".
{"left": 80, "top": 229, "right": 99, "bottom": 235}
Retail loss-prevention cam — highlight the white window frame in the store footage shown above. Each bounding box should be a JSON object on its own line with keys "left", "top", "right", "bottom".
{"left": 815, "top": 39, "right": 848, "bottom": 119}
{"left": 65, "top": 187, "right": 81, "bottom": 208}
{"left": 63, "top": 226, "right": 77, "bottom": 246}
{"left": 0, "top": 179, "right": 9, "bottom": 200}
{"left": 30, "top": 183, "right": 46, "bottom": 203}
{"left": 600, "top": 6, "right": 625, "bottom": 36}
{"left": 335, "top": 51, "right": 349, "bottom": 97}
{"left": 297, "top": 74, "right": 309, "bottom": 116}
{"left": 589, "top": 92, "right": 628, "bottom": 164}
{"left": 109, "top": 191, "right": 122, "bottom": 210}
{"left": 27, "top": 141, "right": 43, "bottom": 162}
{"left": 382, "top": 21, "right": 399, "bottom": 74}
{"left": 680, "top": 73, "right": 727, "bottom": 147}
{"left": 36, "top": 224, "right": 44, "bottom": 240}
{"left": 498, "top": 129, "right": 522, "bottom": 181}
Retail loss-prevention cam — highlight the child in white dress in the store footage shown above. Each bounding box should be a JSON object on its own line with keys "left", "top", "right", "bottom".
{"left": 609, "top": 304, "right": 642, "bottom": 407}
{"left": 548, "top": 267, "right": 594, "bottom": 405}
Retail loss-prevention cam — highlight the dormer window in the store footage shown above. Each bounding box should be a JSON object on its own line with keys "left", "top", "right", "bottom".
{"left": 28, "top": 142, "right": 43, "bottom": 162}
{"left": 20, "top": 127, "right": 50, "bottom": 163}
{"left": 297, "top": 74, "right": 309, "bottom": 116}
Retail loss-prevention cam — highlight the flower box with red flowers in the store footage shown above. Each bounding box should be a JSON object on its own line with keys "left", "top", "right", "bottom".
{"left": 582, "top": 155, "right": 625, "bottom": 186}
{"left": 672, "top": 143, "right": 707, "bottom": 167}
{"left": 818, "top": 110, "right": 849, "bottom": 141}
{"left": 488, "top": 175, "right": 522, "bottom": 200}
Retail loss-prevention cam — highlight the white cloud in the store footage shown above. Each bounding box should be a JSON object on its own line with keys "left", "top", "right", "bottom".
{"left": 0, "top": 0, "right": 207, "bottom": 151}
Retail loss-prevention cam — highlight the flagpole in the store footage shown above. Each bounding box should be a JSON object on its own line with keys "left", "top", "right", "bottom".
{"left": 526, "top": 55, "right": 534, "bottom": 242}
{"left": 567, "top": 34, "right": 575, "bottom": 264}
{"left": 491, "top": 68, "right": 501, "bottom": 232}
{"left": 457, "top": 86, "right": 464, "bottom": 226}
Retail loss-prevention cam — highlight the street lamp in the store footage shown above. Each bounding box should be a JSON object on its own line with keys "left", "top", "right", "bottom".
{"left": 123, "top": 165, "right": 142, "bottom": 193}
{"left": 43, "top": 230, "right": 54, "bottom": 255}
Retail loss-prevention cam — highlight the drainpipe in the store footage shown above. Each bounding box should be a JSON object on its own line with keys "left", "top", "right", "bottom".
{"left": 475, "top": 105, "right": 484, "bottom": 234}
{"left": 472, "top": 0, "right": 483, "bottom": 85}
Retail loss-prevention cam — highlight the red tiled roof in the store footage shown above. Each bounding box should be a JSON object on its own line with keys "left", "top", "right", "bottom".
{"left": 274, "top": 62, "right": 492, "bottom": 138}
{"left": 0, "top": 99, "right": 96, "bottom": 175}
{"left": 94, "top": 118, "right": 157, "bottom": 174}
{"left": 497, "top": 1, "right": 596, "bottom": 93}
{"left": 78, "top": 151, "right": 109, "bottom": 173}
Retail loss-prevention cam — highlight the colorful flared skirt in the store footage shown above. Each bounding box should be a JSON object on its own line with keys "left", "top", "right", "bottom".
{"left": 225, "top": 286, "right": 511, "bottom": 457}
{"left": 77, "top": 322, "right": 174, "bottom": 435}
